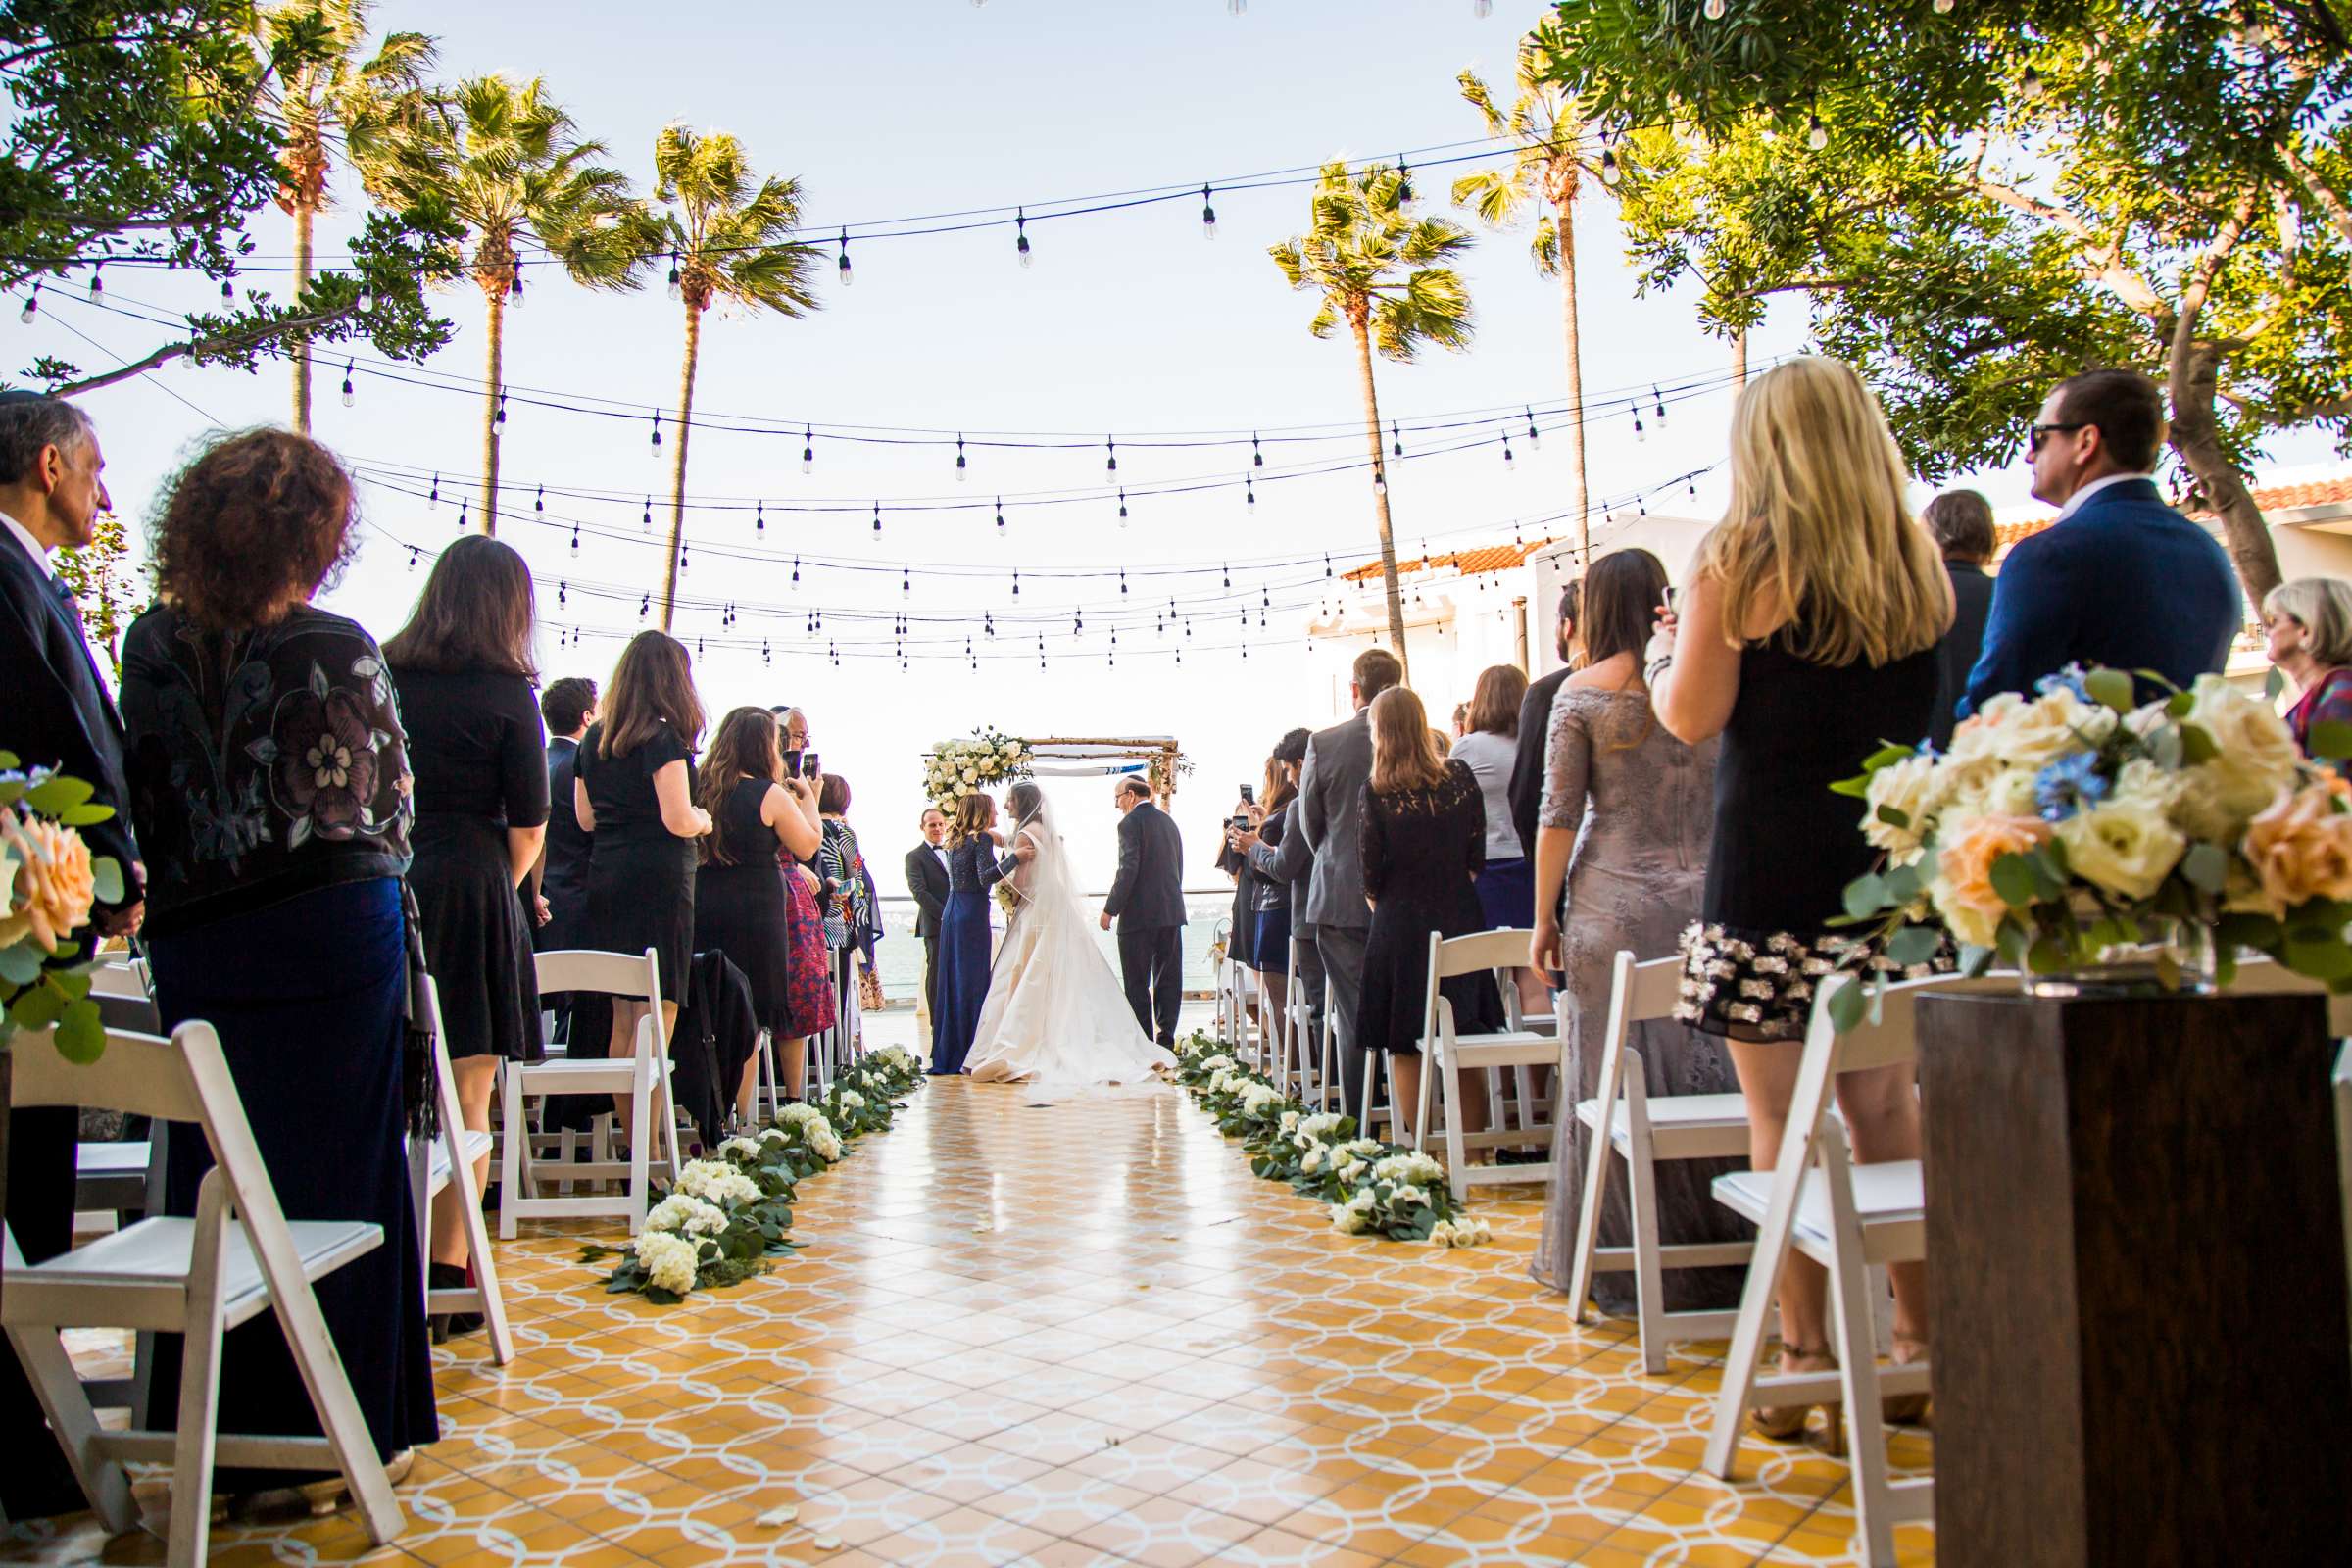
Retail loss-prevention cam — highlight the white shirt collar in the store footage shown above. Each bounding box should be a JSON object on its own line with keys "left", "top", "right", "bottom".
{"left": 930, "top": 844, "right": 948, "bottom": 862}
{"left": 2057, "top": 472, "right": 2146, "bottom": 522}
{"left": 0, "top": 507, "right": 55, "bottom": 580}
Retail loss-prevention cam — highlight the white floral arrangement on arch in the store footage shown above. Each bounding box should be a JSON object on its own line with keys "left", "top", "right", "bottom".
{"left": 1835, "top": 664, "right": 2352, "bottom": 1018}
{"left": 924, "top": 727, "right": 1032, "bottom": 812}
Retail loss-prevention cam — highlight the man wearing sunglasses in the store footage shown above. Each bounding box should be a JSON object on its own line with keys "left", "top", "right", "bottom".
{"left": 1961, "top": 368, "right": 2238, "bottom": 718}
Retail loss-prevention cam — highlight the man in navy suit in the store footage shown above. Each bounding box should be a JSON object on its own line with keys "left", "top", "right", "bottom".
{"left": 1963, "top": 369, "right": 2240, "bottom": 715}
{"left": 1102, "top": 776, "right": 1186, "bottom": 1046}
{"left": 0, "top": 389, "right": 142, "bottom": 1519}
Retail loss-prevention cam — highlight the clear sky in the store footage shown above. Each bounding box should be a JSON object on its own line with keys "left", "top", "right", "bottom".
{"left": 26, "top": 0, "right": 2336, "bottom": 894}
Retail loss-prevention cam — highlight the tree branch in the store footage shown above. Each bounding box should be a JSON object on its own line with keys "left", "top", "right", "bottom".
{"left": 50, "top": 303, "right": 357, "bottom": 396}
{"left": 2169, "top": 187, "right": 2261, "bottom": 376}
{"left": 2281, "top": 142, "right": 2352, "bottom": 246}
{"left": 1967, "top": 172, "right": 2169, "bottom": 321}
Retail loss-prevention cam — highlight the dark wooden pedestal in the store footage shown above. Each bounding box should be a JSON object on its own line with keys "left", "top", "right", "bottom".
{"left": 1916, "top": 991, "right": 2352, "bottom": 1568}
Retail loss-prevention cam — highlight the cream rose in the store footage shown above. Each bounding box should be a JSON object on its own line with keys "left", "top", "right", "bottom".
{"left": 2056, "top": 799, "right": 2187, "bottom": 901}
{"left": 2175, "top": 675, "right": 2304, "bottom": 839}
{"left": 1933, "top": 814, "right": 2054, "bottom": 949}
{"left": 1863, "top": 754, "right": 1935, "bottom": 865}
{"left": 2241, "top": 782, "right": 2352, "bottom": 913}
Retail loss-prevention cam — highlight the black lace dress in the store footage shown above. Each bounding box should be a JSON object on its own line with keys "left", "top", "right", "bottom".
{"left": 1355, "top": 760, "right": 1506, "bottom": 1059}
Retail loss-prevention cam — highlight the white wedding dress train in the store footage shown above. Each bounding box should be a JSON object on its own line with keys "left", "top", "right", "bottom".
{"left": 964, "top": 801, "right": 1176, "bottom": 1094}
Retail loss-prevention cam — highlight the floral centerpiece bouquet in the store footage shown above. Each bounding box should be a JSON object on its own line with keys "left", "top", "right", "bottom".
{"left": 924, "top": 727, "right": 1032, "bottom": 812}
{"left": 3, "top": 757, "right": 127, "bottom": 1063}
{"left": 1835, "top": 665, "right": 2352, "bottom": 1021}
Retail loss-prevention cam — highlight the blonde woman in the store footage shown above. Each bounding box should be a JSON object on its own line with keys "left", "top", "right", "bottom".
{"left": 1355, "top": 687, "right": 1503, "bottom": 1135}
{"left": 2262, "top": 576, "right": 2352, "bottom": 756}
{"left": 1646, "top": 356, "right": 1953, "bottom": 1446}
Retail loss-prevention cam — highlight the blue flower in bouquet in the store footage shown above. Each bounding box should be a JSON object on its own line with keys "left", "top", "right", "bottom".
{"left": 2035, "top": 666, "right": 2092, "bottom": 703}
{"left": 2034, "top": 752, "right": 2110, "bottom": 821}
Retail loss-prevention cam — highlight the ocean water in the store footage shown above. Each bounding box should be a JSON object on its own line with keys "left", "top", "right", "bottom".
{"left": 868, "top": 892, "right": 1243, "bottom": 1004}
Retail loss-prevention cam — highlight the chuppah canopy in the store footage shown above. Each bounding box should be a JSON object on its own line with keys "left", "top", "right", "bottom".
{"left": 921, "top": 731, "right": 1190, "bottom": 811}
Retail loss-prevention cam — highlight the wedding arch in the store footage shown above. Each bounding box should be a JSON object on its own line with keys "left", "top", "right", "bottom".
{"left": 922, "top": 729, "right": 1189, "bottom": 811}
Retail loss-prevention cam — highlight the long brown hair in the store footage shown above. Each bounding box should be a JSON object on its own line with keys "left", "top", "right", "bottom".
{"left": 1368, "top": 688, "right": 1449, "bottom": 796}
{"left": 382, "top": 533, "right": 537, "bottom": 678}
{"left": 1581, "top": 549, "right": 1674, "bottom": 751}
{"left": 1260, "top": 755, "right": 1298, "bottom": 815}
{"left": 1466, "top": 663, "right": 1527, "bottom": 738}
{"left": 948, "top": 791, "right": 995, "bottom": 847}
{"left": 600, "top": 631, "right": 705, "bottom": 758}
{"left": 698, "top": 707, "right": 782, "bottom": 865}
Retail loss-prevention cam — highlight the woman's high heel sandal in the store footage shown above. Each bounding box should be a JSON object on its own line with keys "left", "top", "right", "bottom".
{"left": 1883, "top": 1334, "right": 1931, "bottom": 1426}
{"left": 1751, "top": 1346, "right": 1842, "bottom": 1452}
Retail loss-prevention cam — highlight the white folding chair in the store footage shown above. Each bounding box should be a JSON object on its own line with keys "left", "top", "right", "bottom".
{"left": 1411, "top": 929, "right": 1561, "bottom": 1200}
{"left": 1282, "top": 935, "right": 1335, "bottom": 1111}
{"left": 1563, "top": 952, "right": 1758, "bottom": 1372}
{"left": 2, "top": 1019, "right": 403, "bottom": 1566}
{"left": 1701, "top": 970, "right": 2011, "bottom": 1566}
{"left": 409, "top": 977, "right": 514, "bottom": 1364}
{"left": 500, "top": 948, "right": 674, "bottom": 1238}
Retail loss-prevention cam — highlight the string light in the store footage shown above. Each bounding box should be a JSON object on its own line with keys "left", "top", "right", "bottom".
{"left": 569, "top": 520, "right": 580, "bottom": 552}
{"left": 408, "top": 545, "right": 418, "bottom": 569}
{"left": 836, "top": 229, "right": 853, "bottom": 286}
{"left": 650, "top": 411, "right": 662, "bottom": 450}
{"left": 1015, "top": 208, "right": 1032, "bottom": 268}
{"left": 1105, "top": 436, "right": 1117, "bottom": 472}
{"left": 902, "top": 565, "right": 910, "bottom": 594}
{"left": 1391, "top": 421, "right": 1403, "bottom": 457}
{"left": 510, "top": 257, "right": 524, "bottom": 306}
{"left": 1200, "top": 184, "right": 1217, "bottom": 239}
{"left": 792, "top": 554, "right": 801, "bottom": 586}
{"left": 1117, "top": 487, "right": 1129, "bottom": 522}
{"left": 1473, "top": 0, "right": 1491, "bottom": 17}
{"left": 995, "top": 497, "right": 1005, "bottom": 532}
{"left": 956, "top": 433, "right": 967, "bottom": 480}
{"left": 1934, "top": 0, "right": 1954, "bottom": 10}
{"left": 642, "top": 496, "right": 653, "bottom": 529}
{"left": 1245, "top": 473, "right": 1255, "bottom": 507}
{"left": 87, "top": 263, "right": 102, "bottom": 299}
{"left": 2020, "top": 66, "right": 2044, "bottom": 99}
{"left": 1807, "top": 113, "right": 1830, "bottom": 151}
{"left": 872, "top": 501, "right": 882, "bottom": 533}
{"left": 1703, "top": 0, "right": 1725, "bottom": 18}
{"left": 679, "top": 540, "right": 690, "bottom": 572}
{"left": 1251, "top": 432, "right": 1264, "bottom": 467}
{"left": 428, "top": 472, "right": 440, "bottom": 507}
{"left": 356, "top": 279, "right": 373, "bottom": 314}
{"left": 1654, "top": 385, "right": 1668, "bottom": 423}
{"left": 457, "top": 495, "right": 470, "bottom": 529}
{"left": 1633, "top": 406, "right": 1646, "bottom": 442}
{"left": 495, "top": 387, "right": 508, "bottom": 425}
{"left": 1500, "top": 429, "right": 1515, "bottom": 468}
{"left": 220, "top": 277, "right": 233, "bottom": 302}
{"left": 340, "top": 360, "right": 355, "bottom": 408}
{"left": 1397, "top": 155, "right": 1413, "bottom": 203}
{"left": 18, "top": 281, "right": 37, "bottom": 323}
{"left": 665, "top": 250, "right": 681, "bottom": 301}
{"left": 1524, "top": 406, "right": 1541, "bottom": 450}
{"left": 1599, "top": 148, "right": 1620, "bottom": 186}
{"left": 639, "top": 593, "right": 650, "bottom": 619}
{"left": 756, "top": 501, "right": 764, "bottom": 534}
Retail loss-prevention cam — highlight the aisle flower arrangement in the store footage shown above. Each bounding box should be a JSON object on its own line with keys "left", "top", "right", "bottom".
{"left": 924, "top": 728, "right": 1032, "bottom": 811}
{"left": 2, "top": 758, "right": 127, "bottom": 1063}
{"left": 1172, "top": 1033, "right": 1492, "bottom": 1247}
{"left": 1834, "top": 664, "right": 2352, "bottom": 1018}
{"left": 584, "top": 1047, "right": 926, "bottom": 1302}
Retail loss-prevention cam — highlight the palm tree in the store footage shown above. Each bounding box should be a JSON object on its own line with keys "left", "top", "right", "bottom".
{"left": 1270, "top": 163, "right": 1473, "bottom": 679}
{"left": 370, "top": 75, "right": 649, "bottom": 533}
{"left": 254, "top": 0, "right": 434, "bottom": 432}
{"left": 648, "top": 126, "right": 820, "bottom": 631}
{"left": 1456, "top": 32, "right": 1657, "bottom": 565}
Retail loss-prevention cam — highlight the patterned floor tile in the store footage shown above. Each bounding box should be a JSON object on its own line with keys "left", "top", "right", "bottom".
{"left": 0, "top": 1075, "right": 1936, "bottom": 1568}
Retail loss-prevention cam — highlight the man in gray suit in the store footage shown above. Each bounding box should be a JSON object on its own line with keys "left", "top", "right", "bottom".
{"left": 1288, "top": 646, "right": 1401, "bottom": 1114}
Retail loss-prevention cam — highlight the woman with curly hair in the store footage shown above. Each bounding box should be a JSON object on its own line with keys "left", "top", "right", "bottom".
{"left": 118, "top": 428, "right": 436, "bottom": 1495}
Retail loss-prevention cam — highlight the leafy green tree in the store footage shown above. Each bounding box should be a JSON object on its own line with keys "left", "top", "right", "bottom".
{"left": 253, "top": 0, "right": 434, "bottom": 431}
{"left": 369, "top": 74, "right": 649, "bottom": 533}
{"left": 1454, "top": 34, "right": 1669, "bottom": 564}
{"left": 55, "top": 514, "right": 141, "bottom": 679}
{"left": 647, "top": 125, "right": 819, "bottom": 631}
{"left": 4, "top": 1, "right": 454, "bottom": 395}
{"left": 1270, "top": 163, "right": 1474, "bottom": 675}
{"left": 1538, "top": 0, "right": 2352, "bottom": 603}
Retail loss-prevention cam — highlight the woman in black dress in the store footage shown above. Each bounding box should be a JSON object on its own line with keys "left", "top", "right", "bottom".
{"left": 120, "top": 430, "right": 435, "bottom": 1490}
{"left": 575, "top": 632, "right": 710, "bottom": 1139}
{"left": 1648, "top": 356, "right": 1954, "bottom": 1442}
{"left": 695, "top": 707, "right": 823, "bottom": 1110}
{"left": 383, "top": 535, "right": 548, "bottom": 1329}
{"left": 1355, "top": 686, "right": 1504, "bottom": 1135}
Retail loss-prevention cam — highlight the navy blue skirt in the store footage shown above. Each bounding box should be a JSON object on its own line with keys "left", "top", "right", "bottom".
{"left": 1474, "top": 856, "right": 1536, "bottom": 931}
{"left": 929, "top": 888, "right": 993, "bottom": 1074}
{"left": 147, "top": 877, "right": 438, "bottom": 1484}
{"left": 1252, "top": 907, "right": 1293, "bottom": 975}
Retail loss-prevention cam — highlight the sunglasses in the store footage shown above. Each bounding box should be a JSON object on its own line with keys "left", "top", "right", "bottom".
{"left": 2028, "top": 420, "right": 2089, "bottom": 456}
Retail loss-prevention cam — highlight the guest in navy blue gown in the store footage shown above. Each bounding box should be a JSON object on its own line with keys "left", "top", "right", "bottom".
{"left": 930, "top": 791, "right": 1011, "bottom": 1074}
{"left": 119, "top": 429, "right": 436, "bottom": 1491}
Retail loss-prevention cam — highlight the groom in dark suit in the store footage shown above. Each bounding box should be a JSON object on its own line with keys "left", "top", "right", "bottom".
{"left": 1102, "top": 776, "right": 1185, "bottom": 1046}
{"left": 904, "top": 807, "right": 952, "bottom": 1052}
{"left": 0, "top": 389, "right": 143, "bottom": 1520}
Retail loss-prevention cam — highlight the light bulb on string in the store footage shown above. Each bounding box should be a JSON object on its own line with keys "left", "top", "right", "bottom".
{"left": 1688, "top": 475, "right": 1699, "bottom": 501}
{"left": 1525, "top": 406, "right": 1542, "bottom": 450}
{"left": 1806, "top": 113, "right": 1829, "bottom": 151}
{"left": 1654, "top": 385, "right": 1668, "bottom": 422}
{"left": 872, "top": 501, "right": 882, "bottom": 534}
{"left": 1599, "top": 148, "right": 1620, "bottom": 187}
{"left": 801, "top": 426, "right": 814, "bottom": 473}
{"left": 2020, "top": 65, "right": 2044, "bottom": 99}
{"left": 509, "top": 257, "right": 523, "bottom": 306}
{"left": 340, "top": 361, "right": 355, "bottom": 408}
{"left": 792, "top": 555, "right": 801, "bottom": 586}
{"left": 1702, "top": 0, "right": 1725, "bottom": 18}
{"left": 495, "top": 388, "right": 508, "bottom": 426}
{"left": 1120, "top": 570, "right": 1129, "bottom": 595}
{"left": 1251, "top": 432, "right": 1263, "bottom": 467}
{"left": 1396, "top": 155, "right": 1413, "bottom": 203}
{"left": 1500, "top": 430, "right": 1515, "bottom": 469}
{"left": 995, "top": 497, "right": 1005, "bottom": 532}
{"left": 84, "top": 262, "right": 101, "bottom": 299}
{"left": 18, "top": 281, "right": 38, "bottom": 323}
{"left": 356, "top": 280, "right": 373, "bottom": 314}
{"left": 665, "top": 249, "right": 682, "bottom": 303}
{"left": 1227, "top": 0, "right": 1244, "bottom": 14}
{"left": 407, "top": 545, "right": 418, "bottom": 570}
{"left": 1222, "top": 564, "right": 1231, "bottom": 589}
{"left": 558, "top": 579, "right": 567, "bottom": 607}
{"left": 1934, "top": 0, "right": 1954, "bottom": 11}
{"left": 1633, "top": 406, "right": 1646, "bottom": 442}
{"left": 569, "top": 520, "right": 580, "bottom": 552}
{"left": 1117, "top": 488, "right": 1129, "bottom": 523}
{"left": 1391, "top": 421, "right": 1403, "bottom": 457}
{"left": 220, "top": 277, "right": 234, "bottom": 302}
{"left": 902, "top": 565, "right": 910, "bottom": 594}
{"left": 650, "top": 412, "right": 661, "bottom": 449}
{"left": 639, "top": 594, "right": 650, "bottom": 619}
{"left": 955, "top": 433, "right": 967, "bottom": 480}
{"left": 642, "top": 497, "right": 653, "bottom": 530}
{"left": 1245, "top": 473, "right": 1255, "bottom": 507}
{"left": 1012, "top": 570, "right": 1020, "bottom": 596}
{"left": 755, "top": 501, "right": 764, "bottom": 534}
{"left": 428, "top": 473, "right": 440, "bottom": 508}
{"left": 1200, "top": 185, "right": 1217, "bottom": 240}
{"left": 836, "top": 229, "right": 853, "bottom": 286}
{"left": 679, "top": 541, "right": 690, "bottom": 573}
{"left": 1015, "top": 208, "right": 1032, "bottom": 269}
{"left": 1104, "top": 436, "right": 1117, "bottom": 472}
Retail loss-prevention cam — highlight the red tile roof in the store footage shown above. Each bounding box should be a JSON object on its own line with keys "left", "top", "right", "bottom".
{"left": 1339, "top": 537, "right": 1559, "bottom": 584}
{"left": 1994, "top": 474, "right": 2352, "bottom": 553}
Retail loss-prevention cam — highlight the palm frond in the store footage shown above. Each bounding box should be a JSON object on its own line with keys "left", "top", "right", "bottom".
{"left": 1530, "top": 214, "right": 1560, "bottom": 275}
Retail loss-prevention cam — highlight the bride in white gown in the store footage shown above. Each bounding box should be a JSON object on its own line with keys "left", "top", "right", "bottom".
{"left": 965, "top": 782, "right": 1177, "bottom": 1091}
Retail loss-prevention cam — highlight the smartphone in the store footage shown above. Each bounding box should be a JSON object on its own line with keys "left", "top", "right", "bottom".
{"left": 1239, "top": 783, "right": 1254, "bottom": 805}
{"left": 803, "top": 751, "right": 823, "bottom": 781}
{"left": 1661, "top": 584, "right": 1681, "bottom": 612}
{"left": 1228, "top": 814, "right": 1251, "bottom": 833}
{"left": 781, "top": 749, "right": 804, "bottom": 779}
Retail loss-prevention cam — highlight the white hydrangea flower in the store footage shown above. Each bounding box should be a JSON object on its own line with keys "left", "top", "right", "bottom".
{"left": 836, "top": 1090, "right": 865, "bottom": 1110}
{"left": 1329, "top": 1201, "right": 1367, "bottom": 1235}
{"left": 1300, "top": 1146, "right": 1326, "bottom": 1174}
{"left": 675, "top": 1159, "right": 762, "bottom": 1208}
{"left": 1278, "top": 1110, "right": 1300, "bottom": 1135}
{"left": 645, "top": 1194, "right": 729, "bottom": 1237}
{"left": 717, "top": 1136, "right": 765, "bottom": 1161}
{"left": 809, "top": 1126, "right": 844, "bottom": 1161}
{"left": 1371, "top": 1152, "right": 1445, "bottom": 1187}
{"left": 1298, "top": 1113, "right": 1345, "bottom": 1141}
{"left": 778, "top": 1103, "right": 824, "bottom": 1128}
{"left": 632, "top": 1230, "right": 700, "bottom": 1294}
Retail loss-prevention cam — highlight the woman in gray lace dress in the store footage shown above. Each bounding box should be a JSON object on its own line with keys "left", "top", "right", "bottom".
{"left": 1528, "top": 549, "right": 1749, "bottom": 1313}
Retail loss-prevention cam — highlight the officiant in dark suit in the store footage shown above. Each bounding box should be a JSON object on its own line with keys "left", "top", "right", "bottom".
{"left": 0, "top": 389, "right": 143, "bottom": 1519}
{"left": 1102, "top": 776, "right": 1185, "bottom": 1046}
{"left": 905, "top": 807, "right": 952, "bottom": 1052}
